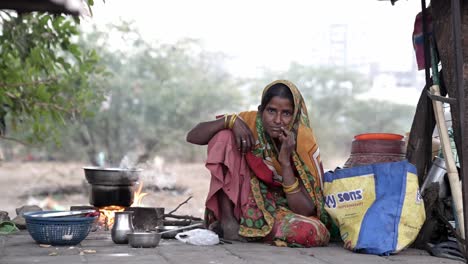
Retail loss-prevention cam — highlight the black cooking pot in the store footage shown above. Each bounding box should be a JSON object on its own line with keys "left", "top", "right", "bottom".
{"left": 84, "top": 167, "right": 142, "bottom": 207}
{"left": 90, "top": 184, "right": 134, "bottom": 207}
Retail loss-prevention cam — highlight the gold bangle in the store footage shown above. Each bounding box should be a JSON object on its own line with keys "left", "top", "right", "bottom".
{"left": 284, "top": 187, "right": 301, "bottom": 195}
{"left": 282, "top": 178, "right": 298, "bottom": 189}
{"left": 282, "top": 178, "right": 299, "bottom": 193}
{"left": 224, "top": 115, "right": 229, "bottom": 129}
{"left": 230, "top": 114, "right": 237, "bottom": 129}
{"left": 229, "top": 114, "right": 238, "bottom": 129}
{"left": 284, "top": 185, "right": 299, "bottom": 194}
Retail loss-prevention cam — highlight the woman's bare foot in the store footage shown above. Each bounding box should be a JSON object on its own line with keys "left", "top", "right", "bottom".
{"left": 221, "top": 218, "right": 243, "bottom": 241}
{"left": 217, "top": 188, "right": 246, "bottom": 241}
{"left": 208, "top": 221, "right": 223, "bottom": 236}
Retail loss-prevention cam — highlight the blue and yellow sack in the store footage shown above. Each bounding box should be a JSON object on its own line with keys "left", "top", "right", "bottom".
{"left": 323, "top": 160, "right": 425, "bottom": 255}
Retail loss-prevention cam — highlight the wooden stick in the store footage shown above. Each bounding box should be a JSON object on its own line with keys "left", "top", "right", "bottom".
{"left": 164, "top": 214, "right": 203, "bottom": 221}
{"left": 430, "top": 85, "right": 465, "bottom": 239}
{"left": 167, "top": 196, "right": 193, "bottom": 215}
{"left": 163, "top": 219, "right": 203, "bottom": 226}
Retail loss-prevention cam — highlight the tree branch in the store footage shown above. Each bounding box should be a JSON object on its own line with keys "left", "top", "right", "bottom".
{"left": 167, "top": 196, "right": 193, "bottom": 215}
{"left": 0, "top": 77, "right": 58, "bottom": 89}
{"left": 0, "top": 135, "right": 30, "bottom": 146}
{"left": 35, "top": 102, "right": 72, "bottom": 113}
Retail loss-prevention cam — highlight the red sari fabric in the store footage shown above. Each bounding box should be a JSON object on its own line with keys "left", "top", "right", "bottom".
{"left": 205, "top": 130, "right": 330, "bottom": 247}
{"left": 205, "top": 130, "right": 251, "bottom": 221}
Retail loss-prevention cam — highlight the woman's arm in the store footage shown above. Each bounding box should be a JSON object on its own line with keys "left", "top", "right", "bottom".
{"left": 186, "top": 118, "right": 225, "bottom": 145}
{"left": 281, "top": 164, "right": 316, "bottom": 216}
{"left": 186, "top": 114, "right": 255, "bottom": 153}
{"left": 278, "top": 127, "right": 316, "bottom": 216}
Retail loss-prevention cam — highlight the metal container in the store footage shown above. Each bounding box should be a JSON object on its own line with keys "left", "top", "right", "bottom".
{"left": 124, "top": 207, "right": 164, "bottom": 231}
{"left": 84, "top": 167, "right": 142, "bottom": 207}
{"left": 128, "top": 232, "right": 161, "bottom": 248}
{"left": 421, "top": 157, "right": 447, "bottom": 198}
{"left": 83, "top": 167, "right": 141, "bottom": 186}
{"left": 89, "top": 185, "right": 133, "bottom": 207}
{"left": 127, "top": 224, "right": 204, "bottom": 248}
{"left": 111, "top": 211, "right": 134, "bottom": 244}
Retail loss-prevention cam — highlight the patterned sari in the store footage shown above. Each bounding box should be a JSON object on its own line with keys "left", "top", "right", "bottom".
{"left": 205, "top": 80, "right": 333, "bottom": 247}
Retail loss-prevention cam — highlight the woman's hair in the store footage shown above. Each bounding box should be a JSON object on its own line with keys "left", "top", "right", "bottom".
{"left": 259, "top": 83, "right": 294, "bottom": 112}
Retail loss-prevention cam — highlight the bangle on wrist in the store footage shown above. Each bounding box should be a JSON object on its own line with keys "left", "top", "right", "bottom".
{"left": 228, "top": 114, "right": 238, "bottom": 129}
{"left": 284, "top": 187, "right": 301, "bottom": 195}
{"left": 282, "top": 178, "right": 299, "bottom": 193}
{"left": 224, "top": 114, "right": 229, "bottom": 129}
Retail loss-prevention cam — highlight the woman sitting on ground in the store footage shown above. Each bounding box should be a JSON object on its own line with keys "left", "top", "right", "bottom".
{"left": 186, "top": 80, "right": 333, "bottom": 247}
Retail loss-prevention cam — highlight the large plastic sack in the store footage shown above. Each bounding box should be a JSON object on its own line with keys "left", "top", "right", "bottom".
{"left": 323, "top": 160, "right": 425, "bottom": 255}
{"left": 175, "top": 229, "right": 220, "bottom": 246}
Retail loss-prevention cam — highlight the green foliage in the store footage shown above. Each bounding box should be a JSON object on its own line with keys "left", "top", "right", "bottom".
{"left": 344, "top": 99, "right": 415, "bottom": 136}
{"left": 0, "top": 10, "right": 107, "bottom": 145}
{"left": 54, "top": 24, "right": 244, "bottom": 165}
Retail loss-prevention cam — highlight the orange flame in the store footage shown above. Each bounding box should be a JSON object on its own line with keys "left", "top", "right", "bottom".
{"left": 131, "top": 181, "right": 148, "bottom": 207}
{"left": 97, "top": 181, "right": 148, "bottom": 230}
{"left": 98, "top": 205, "right": 125, "bottom": 230}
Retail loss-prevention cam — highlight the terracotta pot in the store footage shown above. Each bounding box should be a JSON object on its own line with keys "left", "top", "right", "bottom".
{"left": 344, "top": 136, "right": 406, "bottom": 168}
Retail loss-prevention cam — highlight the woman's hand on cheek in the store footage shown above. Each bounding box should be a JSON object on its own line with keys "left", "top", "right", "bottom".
{"left": 278, "top": 127, "right": 296, "bottom": 165}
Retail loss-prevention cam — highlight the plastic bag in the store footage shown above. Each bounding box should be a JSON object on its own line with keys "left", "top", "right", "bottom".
{"left": 175, "top": 229, "right": 219, "bottom": 246}
{"left": 323, "top": 160, "right": 425, "bottom": 255}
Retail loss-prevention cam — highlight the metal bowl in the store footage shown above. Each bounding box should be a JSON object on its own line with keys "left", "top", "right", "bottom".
{"left": 83, "top": 167, "right": 141, "bottom": 186}
{"left": 128, "top": 232, "right": 161, "bottom": 248}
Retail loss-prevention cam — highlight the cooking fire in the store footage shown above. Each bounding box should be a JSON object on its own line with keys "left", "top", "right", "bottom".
{"left": 95, "top": 181, "right": 148, "bottom": 230}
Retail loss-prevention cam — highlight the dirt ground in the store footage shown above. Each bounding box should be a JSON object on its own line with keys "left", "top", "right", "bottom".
{"left": 0, "top": 161, "right": 211, "bottom": 219}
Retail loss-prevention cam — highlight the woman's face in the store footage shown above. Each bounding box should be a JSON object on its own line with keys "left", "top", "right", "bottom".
{"left": 261, "top": 96, "right": 294, "bottom": 139}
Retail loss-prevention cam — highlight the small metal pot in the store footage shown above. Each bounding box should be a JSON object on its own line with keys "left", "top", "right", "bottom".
{"left": 112, "top": 211, "right": 134, "bottom": 244}
{"left": 128, "top": 232, "right": 161, "bottom": 248}
{"left": 128, "top": 223, "right": 204, "bottom": 248}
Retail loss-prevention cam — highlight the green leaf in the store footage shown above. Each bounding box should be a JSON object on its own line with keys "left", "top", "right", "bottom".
{"left": 36, "top": 85, "right": 49, "bottom": 101}
{"left": 39, "top": 14, "right": 50, "bottom": 27}
{"left": 52, "top": 16, "right": 65, "bottom": 31}
{"left": 68, "top": 44, "right": 82, "bottom": 58}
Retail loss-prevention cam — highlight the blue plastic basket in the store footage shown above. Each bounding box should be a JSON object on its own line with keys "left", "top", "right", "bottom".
{"left": 23, "top": 211, "right": 97, "bottom": 246}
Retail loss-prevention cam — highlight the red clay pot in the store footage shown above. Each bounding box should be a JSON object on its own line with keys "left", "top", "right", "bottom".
{"left": 344, "top": 134, "right": 406, "bottom": 168}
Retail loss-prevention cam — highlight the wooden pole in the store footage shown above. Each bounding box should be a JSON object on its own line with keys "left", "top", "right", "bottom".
{"left": 430, "top": 85, "right": 465, "bottom": 240}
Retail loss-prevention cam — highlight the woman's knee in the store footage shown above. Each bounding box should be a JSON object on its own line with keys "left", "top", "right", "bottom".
{"left": 210, "top": 130, "right": 236, "bottom": 143}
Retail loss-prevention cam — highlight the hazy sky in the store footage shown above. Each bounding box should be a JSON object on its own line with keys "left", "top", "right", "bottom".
{"left": 87, "top": 0, "right": 423, "bottom": 78}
